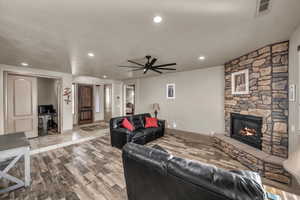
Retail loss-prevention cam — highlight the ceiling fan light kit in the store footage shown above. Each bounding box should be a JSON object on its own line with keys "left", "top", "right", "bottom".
{"left": 118, "top": 55, "right": 177, "bottom": 74}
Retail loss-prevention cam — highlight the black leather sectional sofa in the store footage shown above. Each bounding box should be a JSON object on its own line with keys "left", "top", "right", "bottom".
{"left": 122, "top": 143, "right": 266, "bottom": 200}
{"left": 110, "top": 113, "right": 165, "bottom": 149}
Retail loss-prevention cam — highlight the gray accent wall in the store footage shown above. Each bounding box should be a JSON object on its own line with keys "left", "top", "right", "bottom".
{"left": 131, "top": 66, "right": 225, "bottom": 135}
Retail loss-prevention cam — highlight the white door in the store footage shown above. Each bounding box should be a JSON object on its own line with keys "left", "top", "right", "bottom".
{"left": 6, "top": 74, "right": 38, "bottom": 138}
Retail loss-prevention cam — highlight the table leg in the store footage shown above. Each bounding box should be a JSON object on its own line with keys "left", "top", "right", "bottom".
{"left": 24, "top": 148, "right": 30, "bottom": 187}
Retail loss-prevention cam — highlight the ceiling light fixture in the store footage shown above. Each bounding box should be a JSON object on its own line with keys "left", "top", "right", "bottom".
{"left": 103, "top": 75, "right": 107, "bottom": 79}
{"left": 88, "top": 52, "right": 95, "bottom": 57}
{"left": 21, "top": 62, "right": 29, "bottom": 66}
{"left": 198, "top": 56, "right": 206, "bottom": 61}
{"left": 153, "top": 16, "right": 162, "bottom": 24}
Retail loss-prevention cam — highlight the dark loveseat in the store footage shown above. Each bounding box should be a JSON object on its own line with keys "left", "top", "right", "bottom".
{"left": 110, "top": 113, "right": 165, "bottom": 149}
{"left": 122, "top": 143, "right": 266, "bottom": 200}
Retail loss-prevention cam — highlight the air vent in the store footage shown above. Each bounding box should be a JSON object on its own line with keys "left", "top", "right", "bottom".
{"left": 256, "top": 0, "right": 272, "bottom": 16}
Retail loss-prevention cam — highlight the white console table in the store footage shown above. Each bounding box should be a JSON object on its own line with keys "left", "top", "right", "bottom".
{"left": 0, "top": 132, "right": 30, "bottom": 193}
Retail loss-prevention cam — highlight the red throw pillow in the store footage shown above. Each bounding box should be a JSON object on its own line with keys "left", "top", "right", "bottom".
{"left": 145, "top": 117, "right": 159, "bottom": 128}
{"left": 122, "top": 118, "right": 135, "bottom": 131}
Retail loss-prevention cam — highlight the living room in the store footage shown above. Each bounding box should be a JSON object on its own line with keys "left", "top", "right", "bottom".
{"left": 1, "top": 0, "right": 300, "bottom": 199}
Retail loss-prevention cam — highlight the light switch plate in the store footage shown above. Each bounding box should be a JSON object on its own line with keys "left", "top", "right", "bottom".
{"left": 289, "top": 84, "right": 296, "bottom": 102}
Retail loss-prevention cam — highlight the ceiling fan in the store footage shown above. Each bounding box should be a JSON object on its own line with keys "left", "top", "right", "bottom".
{"left": 118, "top": 55, "right": 176, "bottom": 74}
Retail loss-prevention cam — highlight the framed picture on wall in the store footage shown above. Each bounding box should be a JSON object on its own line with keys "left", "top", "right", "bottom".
{"left": 231, "top": 69, "right": 249, "bottom": 95}
{"left": 166, "top": 83, "right": 175, "bottom": 99}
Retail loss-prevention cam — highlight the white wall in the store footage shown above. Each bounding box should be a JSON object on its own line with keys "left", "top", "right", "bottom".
{"left": 289, "top": 25, "right": 300, "bottom": 154}
{"left": 0, "top": 64, "right": 73, "bottom": 134}
{"left": 112, "top": 82, "right": 123, "bottom": 117}
{"left": 130, "top": 66, "right": 225, "bottom": 134}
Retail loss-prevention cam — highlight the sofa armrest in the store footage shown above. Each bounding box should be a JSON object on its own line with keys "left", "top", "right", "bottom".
{"left": 110, "top": 128, "right": 132, "bottom": 149}
{"left": 157, "top": 120, "right": 165, "bottom": 137}
{"left": 158, "top": 120, "right": 165, "bottom": 128}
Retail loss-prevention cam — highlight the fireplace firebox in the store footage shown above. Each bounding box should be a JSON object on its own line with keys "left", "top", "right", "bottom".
{"left": 230, "top": 113, "right": 263, "bottom": 149}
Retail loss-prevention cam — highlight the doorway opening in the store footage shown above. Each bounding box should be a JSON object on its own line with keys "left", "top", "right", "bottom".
{"left": 4, "top": 72, "right": 62, "bottom": 138}
{"left": 125, "top": 84, "right": 135, "bottom": 115}
{"left": 37, "top": 77, "right": 60, "bottom": 136}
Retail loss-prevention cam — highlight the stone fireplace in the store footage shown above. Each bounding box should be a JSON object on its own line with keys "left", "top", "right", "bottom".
{"left": 224, "top": 41, "right": 289, "bottom": 158}
{"left": 214, "top": 41, "right": 291, "bottom": 184}
{"left": 230, "top": 113, "right": 263, "bottom": 150}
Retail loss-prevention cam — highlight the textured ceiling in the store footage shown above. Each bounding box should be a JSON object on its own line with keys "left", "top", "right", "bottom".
{"left": 0, "top": 0, "right": 300, "bottom": 80}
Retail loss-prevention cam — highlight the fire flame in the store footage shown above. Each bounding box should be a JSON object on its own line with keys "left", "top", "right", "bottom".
{"left": 240, "top": 127, "right": 256, "bottom": 136}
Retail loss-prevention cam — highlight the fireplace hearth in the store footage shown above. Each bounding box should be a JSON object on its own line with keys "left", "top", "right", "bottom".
{"left": 230, "top": 113, "right": 263, "bottom": 149}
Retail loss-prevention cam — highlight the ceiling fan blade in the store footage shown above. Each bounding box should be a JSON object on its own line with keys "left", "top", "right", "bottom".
{"left": 128, "top": 60, "right": 144, "bottom": 67}
{"left": 154, "top": 67, "right": 176, "bottom": 70}
{"left": 118, "top": 66, "right": 143, "bottom": 68}
{"left": 149, "top": 58, "right": 157, "bottom": 67}
{"left": 144, "top": 68, "right": 149, "bottom": 74}
{"left": 151, "top": 68, "right": 162, "bottom": 74}
{"left": 153, "top": 63, "right": 176, "bottom": 68}
{"left": 131, "top": 68, "right": 145, "bottom": 71}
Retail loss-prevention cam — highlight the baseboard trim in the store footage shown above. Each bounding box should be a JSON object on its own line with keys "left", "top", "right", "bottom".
{"left": 166, "top": 128, "right": 212, "bottom": 141}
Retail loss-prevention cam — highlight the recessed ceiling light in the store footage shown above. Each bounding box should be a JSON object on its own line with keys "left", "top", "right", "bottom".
{"left": 21, "top": 62, "right": 29, "bottom": 66}
{"left": 198, "top": 56, "right": 206, "bottom": 61}
{"left": 103, "top": 75, "right": 107, "bottom": 79}
{"left": 88, "top": 52, "right": 95, "bottom": 57}
{"left": 153, "top": 16, "right": 162, "bottom": 23}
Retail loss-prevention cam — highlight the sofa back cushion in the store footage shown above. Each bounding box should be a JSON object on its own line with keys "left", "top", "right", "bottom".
{"left": 129, "top": 113, "right": 151, "bottom": 129}
{"left": 110, "top": 113, "right": 152, "bottom": 130}
{"left": 122, "top": 143, "right": 266, "bottom": 200}
{"left": 167, "top": 157, "right": 265, "bottom": 200}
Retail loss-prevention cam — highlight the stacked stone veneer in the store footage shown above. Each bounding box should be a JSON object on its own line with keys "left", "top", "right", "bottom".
{"left": 215, "top": 41, "right": 290, "bottom": 184}
{"left": 213, "top": 135, "right": 291, "bottom": 184}
{"left": 224, "top": 41, "right": 289, "bottom": 158}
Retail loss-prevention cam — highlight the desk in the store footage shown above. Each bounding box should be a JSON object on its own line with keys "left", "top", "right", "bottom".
{"left": 0, "top": 132, "right": 30, "bottom": 193}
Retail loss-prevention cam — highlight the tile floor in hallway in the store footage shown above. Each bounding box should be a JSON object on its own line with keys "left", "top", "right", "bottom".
{"left": 29, "top": 125, "right": 109, "bottom": 155}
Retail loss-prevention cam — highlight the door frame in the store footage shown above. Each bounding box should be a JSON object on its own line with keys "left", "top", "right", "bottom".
{"left": 104, "top": 84, "right": 112, "bottom": 122}
{"left": 77, "top": 84, "right": 94, "bottom": 125}
{"left": 3, "top": 71, "right": 63, "bottom": 135}
{"left": 124, "top": 84, "right": 136, "bottom": 115}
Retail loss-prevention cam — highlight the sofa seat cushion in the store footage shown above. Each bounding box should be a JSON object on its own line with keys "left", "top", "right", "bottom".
{"left": 140, "top": 127, "right": 162, "bottom": 137}
{"left": 132, "top": 131, "right": 144, "bottom": 138}
{"left": 132, "top": 131, "right": 147, "bottom": 145}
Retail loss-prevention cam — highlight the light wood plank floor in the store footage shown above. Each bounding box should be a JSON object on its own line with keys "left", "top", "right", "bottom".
{"left": 1, "top": 132, "right": 299, "bottom": 200}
